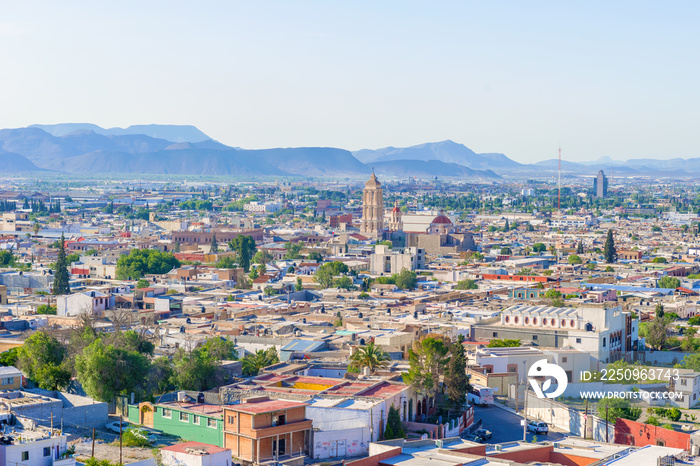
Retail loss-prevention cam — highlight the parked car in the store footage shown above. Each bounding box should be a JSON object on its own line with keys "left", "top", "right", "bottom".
{"left": 105, "top": 420, "right": 129, "bottom": 433}
{"left": 474, "top": 429, "right": 492, "bottom": 440}
{"left": 528, "top": 421, "right": 549, "bottom": 434}
{"left": 130, "top": 428, "right": 157, "bottom": 444}
{"left": 465, "top": 434, "right": 485, "bottom": 443}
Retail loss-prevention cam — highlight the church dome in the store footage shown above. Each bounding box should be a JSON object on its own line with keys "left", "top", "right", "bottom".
{"left": 431, "top": 210, "right": 452, "bottom": 225}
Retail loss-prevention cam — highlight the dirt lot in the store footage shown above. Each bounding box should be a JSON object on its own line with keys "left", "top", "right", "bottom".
{"left": 67, "top": 425, "right": 180, "bottom": 464}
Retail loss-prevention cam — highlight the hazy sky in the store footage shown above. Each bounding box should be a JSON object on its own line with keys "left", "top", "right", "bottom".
{"left": 1, "top": 1, "right": 698, "bottom": 163}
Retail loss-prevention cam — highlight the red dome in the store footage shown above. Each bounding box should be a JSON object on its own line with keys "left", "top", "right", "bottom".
{"left": 392, "top": 206, "right": 401, "bottom": 213}
{"left": 431, "top": 215, "right": 452, "bottom": 225}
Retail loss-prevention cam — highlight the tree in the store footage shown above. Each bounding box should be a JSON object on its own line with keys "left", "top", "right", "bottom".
{"left": 209, "top": 233, "right": 219, "bottom": 253}
{"left": 404, "top": 337, "right": 449, "bottom": 400}
{"left": 229, "top": 236, "right": 257, "bottom": 272}
{"left": 652, "top": 257, "right": 667, "bottom": 263}
{"left": 258, "top": 262, "right": 267, "bottom": 275}
{"left": 533, "top": 243, "right": 546, "bottom": 253}
{"left": 242, "top": 347, "right": 279, "bottom": 376}
{"left": 681, "top": 353, "right": 700, "bottom": 372}
{"left": 136, "top": 279, "right": 150, "bottom": 289}
{"left": 249, "top": 266, "right": 259, "bottom": 281}
{"left": 395, "top": 269, "right": 417, "bottom": 290}
{"left": 597, "top": 397, "right": 641, "bottom": 423}
{"left": 75, "top": 338, "right": 151, "bottom": 401}
{"left": 455, "top": 279, "right": 478, "bottom": 290}
{"left": 307, "top": 251, "right": 324, "bottom": 262}
{"left": 0, "top": 347, "right": 19, "bottom": 367}
{"left": 658, "top": 276, "right": 680, "bottom": 289}
{"left": 349, "top": 341, "right": 390, "bottom": 373}
{"left": 383, "top": 405, "right": 405, "bottom": 440}
{"left": 253, "top": 250, "right": 273, "bottom": 265}
{"left": 216, "top": 256, "right": 237, "bottom": 269}
{"left": 500, "top": 247, "right": 512, "bottom": 255}
{"left": 576, "top": 240, "right": 584, "bottom": 254}
{"left": 487, "top": 339, "right": 520, "bottom": 348}
{"left": 171, "top": 338, "right": 238, "bottom": 390}
{"left": 445, "top": 341, "right": 468, "bottom": 408}
{"left": 0, "top": 250, "right": 14, "bottom": 267}
{"left": 284, "top": 242, "right": 303, "bottom": 259}
{"left": 116, "top": 249, "right": 180, "bottom": 280}
{"left": 568, "top": 255, "right": 582, "bottom": 265}
{"left": 17, "top": 332, "right": 71, "bottom": 390}
{"left": 503, "top": 219, "right": 510, "bottom": 232}
{"left": 334, "top": 275, "right": 354, "bottom": 290}
{"left": 645, "top": 305, "right": 671, "bottom": 350}
{"left": 36, "top": 304, "right": 57, "bottom": 315}
{"left": 604, "top": 229, "right": 617, "bottom": 263}
{"left": 53, "top": 233, "right": 71, "bottom": 295}
{"left": 295, "top": 277, "right": 303, "bottom": 291}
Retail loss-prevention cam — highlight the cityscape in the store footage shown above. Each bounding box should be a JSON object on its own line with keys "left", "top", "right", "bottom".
{"left": 1, "top": 2, "right": 700, "bottom": 466}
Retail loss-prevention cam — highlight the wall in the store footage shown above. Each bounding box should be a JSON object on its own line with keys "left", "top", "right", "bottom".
{"left": 526, "top": 391, "right": 613, "bottom": 442}
{"left": 347, "top": 446, "right": 402, "bottom": 466}
{"left": 615, "top": 418, "right": 691, "bottom": 449}
{"left": 152, "top": 405, "right": 223, "bottom": 447}
{"left": 24, "top": 389, "right": 109, "bottom": 429}
{"left": 550, "top": 452, "right": 599, "bottom": 466}
{"left": 491, "top": 445, "right": 553, "bottom": 462}
{"left": 313, "top": 427, "right": 369, "bottom": 459}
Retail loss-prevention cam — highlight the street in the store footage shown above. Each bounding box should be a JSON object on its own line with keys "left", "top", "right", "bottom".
{"left": 473, "top": 405, "right": 567, "bottom": 444}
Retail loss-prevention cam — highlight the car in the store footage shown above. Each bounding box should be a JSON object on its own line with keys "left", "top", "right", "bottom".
{"left": 527, "top": 421, "right": 549, "bottom": 434}
{"left": 105, "top": 420, "right": 130, "bottom": 433}
{"left": 465, "top": 434, "right": 485, "bottom": 443}
{"left": 474, "top": 429, "right": 492, "bottom": 440}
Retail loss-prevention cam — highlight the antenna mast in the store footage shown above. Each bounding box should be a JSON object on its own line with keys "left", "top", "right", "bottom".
{"left": 558, "top": 145, "right": 561, "bottom": 213}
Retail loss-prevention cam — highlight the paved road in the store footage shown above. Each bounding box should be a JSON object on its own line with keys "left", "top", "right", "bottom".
{"left": 473, "top": 405, "right": 567, "bottom": 444}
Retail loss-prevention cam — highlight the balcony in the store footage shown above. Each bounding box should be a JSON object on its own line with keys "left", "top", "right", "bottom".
{"left": 226, "top": 419, "right": 312, "bottom": 439}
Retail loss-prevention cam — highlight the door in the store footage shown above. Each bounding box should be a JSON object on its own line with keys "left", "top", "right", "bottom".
{"left": 337, "top": 440, "right": 346, "bottom": 457}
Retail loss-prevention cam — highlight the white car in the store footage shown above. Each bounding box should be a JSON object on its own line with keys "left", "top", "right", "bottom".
{"left": 105, "top": 420, "right": 129, "bottom": 433}
{"left": 528, "top": 421, "right": 549, "bottom": 434}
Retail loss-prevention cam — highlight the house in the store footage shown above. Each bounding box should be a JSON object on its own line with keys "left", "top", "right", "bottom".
{"left": 56, "top": 291, "right": 114, "bottom": 317}
{"left": 0, "top": 366, "right": 22, "bottom": 390}
{"left": 160, "top": 441, "right": 233, "bottom": 466}
{"left": 0, "top": 425, "right": 74, "bottom": 466}
{"left": 222, "top": 397, "right": 312, "bottom": 464}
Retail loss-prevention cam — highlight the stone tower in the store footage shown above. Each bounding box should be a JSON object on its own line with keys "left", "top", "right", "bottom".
{"left": 361, "top": 172, "right": 384, "bottom": 236}
{"left": 389, "top": 200, "right": 402, "bottom": 232}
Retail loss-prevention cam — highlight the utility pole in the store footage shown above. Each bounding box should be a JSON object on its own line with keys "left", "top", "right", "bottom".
{"left": 605, "top": 405, "right": 609, "bottom": 443}
{"left": 91, "top": 428, "right": 96, "bottom": 457}
{"left": 119, "top": 416, "right": 123, "bottom": 466}
{"left": 522, "top": 386, "right": 529, "bottom": 441}
{"left": 584, "top": 400, "right": 589, "bottom": 440}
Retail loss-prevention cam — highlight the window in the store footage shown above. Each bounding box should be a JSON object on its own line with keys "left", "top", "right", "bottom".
{"left": 208, "top": 418, "right": 217, "bottom": 428}
{"left": 532, "top": 335, "right": 538, "bottom": 341}
{"left": 603, "top": 338, "right": 606, "bottom": 347}
{"left": 0, "top": 377, "right": 13, "bottom": 385}
{"left": 228, "top": 415, "right": 236, "bottom": 424}
{"left": 44, "top": 447, "right": 51, "bottom": 457}
{"left": 562, "top": 357, "right": 568, "bottom": 363}
{"left": 576, "top": 338, "right": 582, "bottom": 343}
{"left": 22, "top": 451, "right": 29, "bottom": 461}
{"left": 180, "top": 412, "right": 189, "bottom": 422}
{"left": 162, "top": 408, "right": 172, "bottom": 418}
{"left": 492, "top": 332, "right": 498, "bottom": 337}
{"left": 681, "top": 379, "right": 687, "bottom": 386}
{"left": 193, "top": 415, "right": 200, "bottom": 424}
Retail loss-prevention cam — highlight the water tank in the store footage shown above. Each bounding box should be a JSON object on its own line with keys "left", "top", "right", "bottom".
{"left": 413, "top": 311, "right": 418, "bottom": 319}
{"left": 197, "top": 393, "right": 205, "bottom": 404}
{"left": 177, "top": 391, "right": 187, "bottom": 402}
{"left": 351, "top": 333, "right": 356, "bottom": 341}
{"left": 179, "top": 326, "right": 185, "bottom": 333}
{"left": 358, "top": 312, "right": 363, "bottom": 318}
{"left": 691, "top": 444, "right": 699, "bottom": 456}
{"left": 186, "top": 318, "right": 191, "bottom": 324}
{"left": 302, "top": 318, "right": 307, "bottom": 324}
{"left": 359, "top": 338, "right": 366, "bottom": 345}
{"left": 295, "top": 330, "right": 302, "bottom": 337}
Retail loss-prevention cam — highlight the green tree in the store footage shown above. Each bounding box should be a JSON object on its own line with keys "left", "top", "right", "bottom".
{"left": 0, "top": 250, "right": 14, "bottom": 267}
{"left": 295, "top": 277, "right": 303, "bottom": 291}
{"left": 284, "top": 242, "right": 303, "bottom": 259}
{"left": 209, "top": 233, "right": 219, "bottom": 253}
{"left": 307, "top": 251, "right": 324, "bottom": 262}
{"left": 53, "top": 233, "right": 71, "bottom": 295}
{"left": 75, "top": 338, "right": 151, "bottom": 401}
{"left": 532, "top": 243, "right": 546, "bottom": 253}
{"left": 17, "top": 332, "right": 71, "bottom": 390}
{"left": 171, "top": 338, "right": 238, "bottom": 390}
{"left": 36, "top": 304, "right": 57, "bottom": 315}
{"left": 253, "top": 249, "right": 273, "bottom": 265}
{"left": 404, "top": 337, "right": 449, "bottom": 400}
{"left": 116, "top": 249, "right": 180, "bottom": 280}
{"left": 334, "top": 275, "right": 355, "bottom": 290}
{"left": 658, "top": 276, "right": 680, "bottom": 289}
{"left": 383, "top": 405, "right": 405, "bottom": 440}
{"left": 0, "top": 347, "right": 19, "bottom": 366}
{"left": 136, "top": 279, "right": 150, "bottom": 289}
{"left": 645, "top": 305, "right": 670, "bottom": 350}
{"left": 216, "top": 256, "right": 237, "bottom": 269}
{"left": 568, "top": 255, "right": 582, "bottom": 265}
{"left": 597, "top": 397, "right": 641, "bottom": 423}
{"left": 349, "top": 341, "right": 390, "bottom": 373}
{"left": 576, "top": 240, "right": 584, "bottom": 254}
{"left": 242, "top": 347, "right": 279, "bottom": 376}
{"left": 229, "top": 236, "right": 257, "bottom": 272}
{"left": 395, "top": 269, "right": 417, "bottom": 290}
{"left": 455, "top": 279, "right": 478, "bottom": 290}
{"left": 652, "top": 257, "right": 667, "bottom": 263}
{"left": 445, "top": 341, "right": 468, "bottom": 408}
{"left": 249, "top": 266, "right": 259, "bottom": 281}
{"left": 500, "top": 247, "right": 512, "bottom": 255}
{"left": 604, "top": 229, "right": 617, "bottom": 263}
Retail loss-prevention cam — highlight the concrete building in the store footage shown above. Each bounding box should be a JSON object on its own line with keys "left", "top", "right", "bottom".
{"left": 594, "top": 170, "right": 608, "bottom": 198}
{"left": 56, "top": 290, "right": 114, "bottom": 317}
{"left": 0, "top": 426, "right": 74, "bottom": 466}
{"left": 244, "top": 202, "right": 281, "bottom": 214}
{"left": 360, "top": 172, "right": 384, "bottom": 237}
{"left": 369, "top": 245, "right": 425, "bottom": 275}
{"left": 172, "top": 229, "right": 265, "bottom": 246}
{"left": 387, "top": 201, "right": 402, "bottom": 232}
{"left": 160, "top": 441, "right": 233, "bottom": 466}
{"left": 0, "top": 366, "right": 22, "bottom": 390}
{"left": 223, "top": 397, "right": 312, "bottom": 464}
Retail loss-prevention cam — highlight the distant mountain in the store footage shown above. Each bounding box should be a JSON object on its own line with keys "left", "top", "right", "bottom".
{"left": 30, "top": 123, "right": 212, "bottom": 143}
{"left": 373, "top": 159, "right": 498, "bottom": 179}
{"left": 354, "top": 140, "right": 523, "bottom": 171}
{"left": 0, "top": 150, "right": 43, "bottom": 172}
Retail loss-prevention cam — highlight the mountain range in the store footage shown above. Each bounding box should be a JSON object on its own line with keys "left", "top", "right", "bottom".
{"left": 0, "top": 124, "right": 697, "bottom": 178}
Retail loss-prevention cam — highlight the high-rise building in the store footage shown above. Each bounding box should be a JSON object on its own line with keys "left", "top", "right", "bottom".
{"left": 593, "top": 170, "right": 608, "bottom": 198}
{"left": 361, "top": 172, "right": 384, "bottom": 236}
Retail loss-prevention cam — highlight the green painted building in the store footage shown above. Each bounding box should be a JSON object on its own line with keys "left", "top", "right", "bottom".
{"left": 128, "top": 400, "right": 224, "bottom": 447}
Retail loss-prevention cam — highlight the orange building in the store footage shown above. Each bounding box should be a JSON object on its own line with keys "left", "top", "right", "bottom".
{"left": 223, "top": 397, "right": 312, "bottom": 464}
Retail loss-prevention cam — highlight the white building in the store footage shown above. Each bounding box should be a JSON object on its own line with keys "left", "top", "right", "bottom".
{"left": 160, "top": 441, "right": 232, "bottom": 466}
{"left": 0, "top": 427, "right": 74, "bottom": 466}
{"left": 244, "top": 201, "right": 281, "bottom": 213}
{"left": 369, "top": 245, "right": 425, "bottom": 275}
{"left": 56, "top": 291, "right": 114, "bottom": 317}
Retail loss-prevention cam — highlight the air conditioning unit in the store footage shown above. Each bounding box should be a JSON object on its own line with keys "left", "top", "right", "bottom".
{"left": 436, "top": 440, "right": 443, "bottom": 449}
{"left": 495, "top": 445, "right": 503, "bottom": 451}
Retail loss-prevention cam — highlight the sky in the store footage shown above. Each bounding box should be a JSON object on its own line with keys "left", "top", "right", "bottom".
{"left": 0, "top": 1, "right": 698, "bottom": 163}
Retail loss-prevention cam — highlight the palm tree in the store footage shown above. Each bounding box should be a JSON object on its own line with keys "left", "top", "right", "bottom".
{"left": 242, "top": 348, "right": 279, "bottom": 376}
{"left": 349, "top": 341, "right": 390, "bottom": 373}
